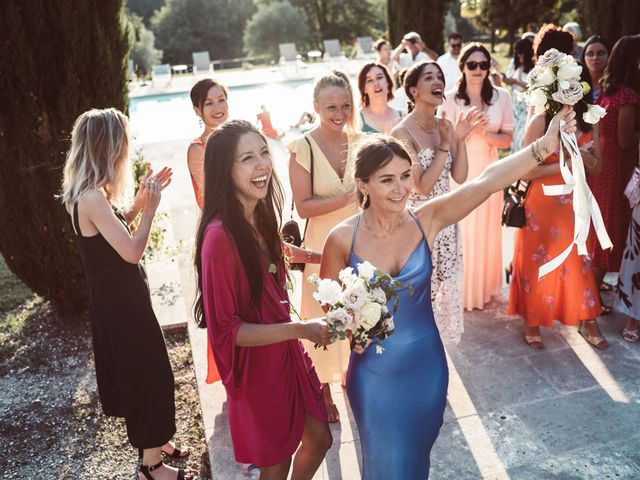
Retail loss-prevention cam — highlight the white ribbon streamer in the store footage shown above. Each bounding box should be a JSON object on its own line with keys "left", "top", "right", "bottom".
{"left": 538, "top": 130, "right": 612, "bottom": 279}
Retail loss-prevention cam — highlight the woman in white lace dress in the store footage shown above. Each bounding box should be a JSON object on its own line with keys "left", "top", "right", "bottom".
{"left": 391, "top": 61, "right": 483, "bottom": 343}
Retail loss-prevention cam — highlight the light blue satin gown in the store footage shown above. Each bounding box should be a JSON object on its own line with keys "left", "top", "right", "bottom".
{"left": 346, "top": 211, "right": 449, "bottom": 479}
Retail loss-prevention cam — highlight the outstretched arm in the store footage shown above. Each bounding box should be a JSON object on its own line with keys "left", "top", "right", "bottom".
{"left": 417, "top": 106, "right": 577, "bottom": 245}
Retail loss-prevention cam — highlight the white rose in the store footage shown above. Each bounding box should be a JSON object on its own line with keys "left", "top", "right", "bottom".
{"left": 359, "top": 302, "right": 382, "bottom": 330}
{"left": 527, "top": 88, "right": 548, "bottom": 113}
{"left": 307, "top": 273, "right": 320, "bottom": 286}
{"left": 384, "top": 316, "right": 395, "bottom": 331}
{"left": 583, "top": 104, "right": 607, "bottom": 124}
{"left": 536, "top": 48, "right": 566, "bottom": 68}
{"left": 551, "top": 79, "right": 583, "bottom": 106}
{"left": 312, "top": 278, "right": 343, "bottom": 306}
{"left": 342, "top": 279, "right": 368, "bottom": 311}
{"left": 557, "top": 57, "right": 582, "bottom": 84}
{"left": 338, "top": 266, "right": 358, "bottom": 287}
{"left": 326, "top": 307, "right": 354, "bottom": 331}
{"left": 371, "top": 287, "right": 387, "bottom": 304}
{"left": 357, "top": 260, "right": 377, "bottom": 280}
{"left": 536, "top": 68, "right": 556, "bottom": 86}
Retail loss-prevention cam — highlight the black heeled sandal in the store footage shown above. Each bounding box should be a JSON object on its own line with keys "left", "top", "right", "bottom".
{"left": 162, "top": 444, "right": 190, "bottom": 458}
{"left": 140, "top": 460, "right": 195, "bottom": 480}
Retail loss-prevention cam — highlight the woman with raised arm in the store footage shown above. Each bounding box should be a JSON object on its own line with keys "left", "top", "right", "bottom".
{"left": 391, "top": 60, "right": 483, "bottom": 343}
{"left": 195, "top": 120, "right": 332, "bottom": 480}
{"left": 320, "top": 106, "right": 576, "bottom": 479}
{"left": 440, "top": 43, "right": 514, "bottom": 311}
{"left": 60, "top": 108, "right": 195, "bottom": 480}
{"left": 288, "top": 70, "right": 360, "bottom": 423}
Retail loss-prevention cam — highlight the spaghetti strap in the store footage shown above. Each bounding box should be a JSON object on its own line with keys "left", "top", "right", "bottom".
{"left": 405, "top": 125, "right": 424, "bottom": 151}
{"left": 72, "top": 203, "right": 81, "bottom": 236}
{"left": 350, "top": 215, "right": 362, "bottom": 253}
{"left": 407, "top": 210, "right": 427, "bottom": 241}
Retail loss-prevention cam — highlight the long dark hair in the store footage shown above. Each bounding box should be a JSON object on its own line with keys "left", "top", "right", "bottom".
{"left": 194, "top": 120, "right": 285, "bottom": 327}
{"left": 600, "top": 35, "right": 640, "bottom": 97}
{"left": 513, "top": 38, "right": 534, "bottom": 73}
{"left": 580, "top": 35, "right": 612, "bottom": 68}
{"left": 456, "top": 43, "right": 496, "bottom": 106}
{"left": 357, "top": 62, "right": 394, "bottom": 106}
{"left": 353, "top": 136, "right": 412, "bottom": 209}
{"left": 404, "top": 61, "right": 446, "bottom": 112}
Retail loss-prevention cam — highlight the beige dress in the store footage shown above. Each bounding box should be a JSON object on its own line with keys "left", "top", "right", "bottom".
{"left": 288, "top": 134, "right": 359, "bottom": 384}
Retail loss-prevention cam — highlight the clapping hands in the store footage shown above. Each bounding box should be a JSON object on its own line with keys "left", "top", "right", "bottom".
{"left": 137, "top": 166, "right": 173, "bottom": 213}
{"left": 454, "top": 107, "right": 487, "bottom": 140}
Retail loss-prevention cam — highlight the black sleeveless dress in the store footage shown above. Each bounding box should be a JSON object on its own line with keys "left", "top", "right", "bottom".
{"left": 72, "top": 203, "right": 176, "bottom": 448}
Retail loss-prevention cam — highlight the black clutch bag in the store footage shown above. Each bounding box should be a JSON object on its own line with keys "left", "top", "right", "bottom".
{"left": 502, "top": 180, "right": 530, "bottom": 228}
{"left": 282, "top": 136, "right": 314, "bottom": 271}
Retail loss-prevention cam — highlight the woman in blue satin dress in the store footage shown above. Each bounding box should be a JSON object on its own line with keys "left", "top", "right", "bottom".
{"left": 319, "top": 106, "right": 577, "bottom": 479}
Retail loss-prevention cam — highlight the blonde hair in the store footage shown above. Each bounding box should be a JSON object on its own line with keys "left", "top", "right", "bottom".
{"left": 60, "top": 108, "right": 133, "bottom": 209}
{"left": 313, "top": 69, "right": 356, "bottom": 134}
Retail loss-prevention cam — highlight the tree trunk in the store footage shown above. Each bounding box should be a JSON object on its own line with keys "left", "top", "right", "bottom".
{"left": 0, "top": 0, "right": 130, "bottom": 319}
{"left": 388, "top": 0, "right": 453, "bottom": 55}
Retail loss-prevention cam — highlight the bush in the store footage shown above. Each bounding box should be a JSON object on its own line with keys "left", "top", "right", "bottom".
{"left": 244, "top": 1, "right": 310, "bottom": 61}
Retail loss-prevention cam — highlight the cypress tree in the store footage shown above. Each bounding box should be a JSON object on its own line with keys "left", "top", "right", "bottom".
{"left": 0, "top": 1, "right": 130, "bottom": 318}
{"left": 388, "top": 0, "right": 453, "bottom": 55}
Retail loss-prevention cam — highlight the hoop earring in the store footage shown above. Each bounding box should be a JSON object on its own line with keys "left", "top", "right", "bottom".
{"left": 361, "top": 192, "right": 368, "bottom": 208}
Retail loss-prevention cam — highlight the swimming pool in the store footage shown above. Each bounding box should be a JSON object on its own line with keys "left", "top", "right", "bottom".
{"left": 128, "top": 79, "right": 317, "bottom": 145}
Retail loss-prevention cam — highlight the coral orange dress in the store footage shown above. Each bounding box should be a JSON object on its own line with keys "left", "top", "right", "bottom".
{"left": 187, "top": 136, "right": 220, "bottom": 383}
{"left": 508, "top": 132, "right": 602, "bottom": 326}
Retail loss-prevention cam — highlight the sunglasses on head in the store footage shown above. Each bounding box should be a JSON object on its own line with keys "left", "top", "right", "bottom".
{"left": 466, "top": 61, "right": 490, "bottom": 71}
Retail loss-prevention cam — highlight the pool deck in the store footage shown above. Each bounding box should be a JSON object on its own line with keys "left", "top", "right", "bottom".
{"left": 141, "top": 136, "right": 640, "bottom": 479}
{"left": 129, "top": 58, "right": 371, "bottom": 98}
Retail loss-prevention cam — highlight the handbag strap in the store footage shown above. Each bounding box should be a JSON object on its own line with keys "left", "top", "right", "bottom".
{"left": 289, "top": 136, "right": 314, "bottom": 242}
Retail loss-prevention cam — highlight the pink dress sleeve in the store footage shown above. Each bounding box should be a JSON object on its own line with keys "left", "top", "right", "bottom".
{"left": 497, "top": 88, "right": 515, "bottom": 133}
{"left": 201, "top": 221, "right": 249, "bottom": 398}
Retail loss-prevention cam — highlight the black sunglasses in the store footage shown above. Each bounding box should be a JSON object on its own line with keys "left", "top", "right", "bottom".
{"left": 466, "top": 61, "right": 490, "bottom": 71}
{"left": 451, "top": 43, "right": 462, "bottom": 48}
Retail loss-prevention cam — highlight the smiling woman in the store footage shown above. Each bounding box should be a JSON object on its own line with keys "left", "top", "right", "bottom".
{"left": 287, "top": 69, "right": 360, "bottom": 423}
{"left": 194, "top": 120, "right": 333, "bottom": 478}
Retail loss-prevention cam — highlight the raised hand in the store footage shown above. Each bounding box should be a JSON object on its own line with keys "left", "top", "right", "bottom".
{"left": 542, "top": 105, "right": 577, "bottom": 153}
{"left": 455, "top": 107, "right": 485, "bottom": 141}
{"left": 436, "top": 117, "right": 453, "bottom": 151}
{"left": 142, "top": 175, "right": 162, "bottom": 213}
{"left": 470, "top": 111, "right": 489, "bottom": 137}
{"left": 152, "top": 166, "right": 173, "bottom": 190}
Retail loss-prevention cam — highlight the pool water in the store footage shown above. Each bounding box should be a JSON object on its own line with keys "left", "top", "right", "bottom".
{"left": 128, "top": 79, "right": 316, "bottom": 145}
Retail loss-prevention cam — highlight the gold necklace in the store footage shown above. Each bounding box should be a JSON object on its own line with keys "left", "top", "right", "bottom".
{"left": 413, "top": 115, "right": 438, "bottom": 134}
{"left": 363, "top": 210, "right": 407, "bottom": 239}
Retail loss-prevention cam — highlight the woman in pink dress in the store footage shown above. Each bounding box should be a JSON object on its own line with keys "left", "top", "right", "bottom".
{"left": 589, "top": 35, "right": 640, "bottom": 291}
{"left": 441, "top": 43, "right": 514, "bottom": 310}
{"left": 194, "top": 120, "right": 332, "bottom": 479}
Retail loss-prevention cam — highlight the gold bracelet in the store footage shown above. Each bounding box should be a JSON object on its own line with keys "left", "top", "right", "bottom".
{"left": 436, "top": 146, "right": 449, "bottom": 153}
{"left": 531, "top": 140, "right": 544, "bottom": 166}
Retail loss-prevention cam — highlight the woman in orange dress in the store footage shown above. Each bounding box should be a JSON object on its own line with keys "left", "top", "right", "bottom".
{"left": 508, "top": 99, "right": 608, "bottom": 349}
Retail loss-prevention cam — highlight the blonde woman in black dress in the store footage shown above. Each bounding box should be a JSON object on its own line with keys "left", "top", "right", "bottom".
{"left": 60, "top": 108, "right": 195, "bottom": 480}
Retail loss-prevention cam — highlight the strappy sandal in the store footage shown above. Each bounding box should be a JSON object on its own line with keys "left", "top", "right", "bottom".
{"left": 578, "top": 320, "right": 609, "bottom": 350}
{"left": 622, "top": 326, "right": 639, "bottom": 343}
{"left": 162, "top": 443, "right": 190, "bottom": 458}
{"left": 524, "top": 335, "right": 544, "bottom": 350}
{"left": 140, "top": 460, "right": 196, "bottom": 480}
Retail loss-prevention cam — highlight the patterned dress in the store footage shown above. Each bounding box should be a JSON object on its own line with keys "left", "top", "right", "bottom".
{"left": 589, "top": 85, "right": 640, "bottom": 272}
{"left": 508, "top": 132, "right": 602, "bottom": 326}
{"left": 407, "top": 133, "right": 464, "bottom": 344}
{"left": 615, "top": 205, "right": 640, "bottom": 320}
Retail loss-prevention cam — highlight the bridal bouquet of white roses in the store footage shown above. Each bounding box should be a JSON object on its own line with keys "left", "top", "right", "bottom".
{"left": 522, "top": 48, "right": 612, "bottom": 279}
{"left": 308, "top": 261, "right": 407, "bottom": 354}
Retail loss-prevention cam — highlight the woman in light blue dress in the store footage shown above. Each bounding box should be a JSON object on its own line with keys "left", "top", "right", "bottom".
{"left": 319, "top": 107, "right": 577, "bottom": 479}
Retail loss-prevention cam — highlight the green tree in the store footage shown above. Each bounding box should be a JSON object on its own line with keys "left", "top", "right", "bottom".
{"left": 388, "top": 0, "right": 453, "bottom": 55}
{"left": 127, "top": 0, "right": 166, "bottom": 24}
{"left": 0, "top": 1, "right": 130, "bottom": 317}
{"left": 581, "top": 0, "right": 640, "bottom": 44}
{"left": 151, "top": 0, "right": 255, "bottom": 64}
{"left": 128, "top": 11, "right": 163, "bottom": 76}
{"left": 284, "top": 0, "right": 386, "bottom": 48}
{"left": 244, "top": 1, "right": 310, "bottom": 61}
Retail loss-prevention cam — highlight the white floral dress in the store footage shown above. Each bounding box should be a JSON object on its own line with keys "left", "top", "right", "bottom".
{"left": 407, "top": 134, "right": 464, "bottom": 344}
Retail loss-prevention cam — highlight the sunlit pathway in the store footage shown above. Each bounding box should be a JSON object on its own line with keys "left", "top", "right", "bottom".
{"left": 141, "top": 132, "right": 640, "bottom": 479}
